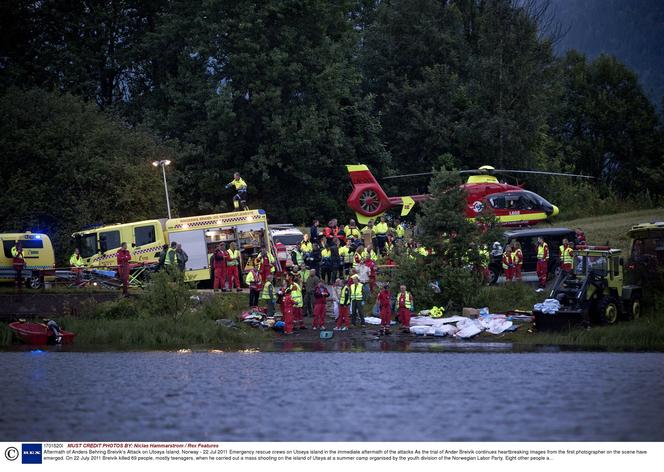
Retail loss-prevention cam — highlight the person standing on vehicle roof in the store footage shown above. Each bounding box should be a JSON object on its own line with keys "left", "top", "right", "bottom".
{"left": 559, "top": 238, "right": 574, "bottom": 273}
{"left": 226, "top": 242, "right": 242, "bottom": 291}
{"left": 213, "top": 243, "right": 228, "bottom": 292}
{"left": 117, "top": 242, "right": 131, "bottom": 296}
{"left": 536, "top": 237, "right": 549, "bottom": 291}
{"left": 11, "top": 241, "right": 24, "bottom": 292}
{"left": 70, "top": 247, "right": 85, "bottom": 284}
{"left": 225, "top": 172, "right": 248, "bottom": 210}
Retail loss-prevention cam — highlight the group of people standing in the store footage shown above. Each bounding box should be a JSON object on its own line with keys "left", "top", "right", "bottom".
{"left": 239, "top": 216, "right": 416, "bottom": 335}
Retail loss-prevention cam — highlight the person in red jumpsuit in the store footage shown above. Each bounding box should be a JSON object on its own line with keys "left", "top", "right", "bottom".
{"left": 397, "top": 285, "right": 413, "bottom": 330}
{"left": 226, "top": 242, "right": 242, "bottom": 291}
{"left": 282, "top": 288, "right": 295, "bottom": 335}
{"left": 312, "top": 280, "right": 329, "bottom": 330}
{"left": 335, "top": 279, "right": 351, "bottom": 330}
{"left": 116, "top": 242, "right": 132, "bottom": 296}
{"left": 257, "top": 248, "right": 272, "bottom": 283}
{"left": 213, "top": 242, "right": 228, "bottom": 292}
{"left": 378, "top": 283, "right": 392, "bottom": 334}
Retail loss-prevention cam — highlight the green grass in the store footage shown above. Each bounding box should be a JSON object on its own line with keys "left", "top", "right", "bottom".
{"left": 0, "top": 292, "right": 270, "bottom": 349}
{"left": 556, "top": 208, "right": 664, "bottom": 251}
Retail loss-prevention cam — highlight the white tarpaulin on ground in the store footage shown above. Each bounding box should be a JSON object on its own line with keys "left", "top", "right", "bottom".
{"left": 409, "top": 314, "right": 514, "bottom": 338}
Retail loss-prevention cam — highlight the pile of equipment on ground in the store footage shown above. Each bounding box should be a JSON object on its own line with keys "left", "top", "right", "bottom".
{"left": 408, "top": 307, "right": 532, "bottom": 339}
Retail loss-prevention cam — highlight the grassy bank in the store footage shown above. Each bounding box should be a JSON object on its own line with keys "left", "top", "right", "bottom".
{"left": 556, "top": 207, "right": 664, "bottom": 251}
{"left": 0, "top": 288, "right": 271, "bottom": 350}
{"left": 473, "top": 285, "right": 664, "bottom": 350}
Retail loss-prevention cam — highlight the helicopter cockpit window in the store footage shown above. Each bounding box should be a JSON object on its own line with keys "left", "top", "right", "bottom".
{"left": 489, "top": 196, "right": 506, "bottom": 209}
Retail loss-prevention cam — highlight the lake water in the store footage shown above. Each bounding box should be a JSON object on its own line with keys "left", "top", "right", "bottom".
{"left": 2, "top": 351, "right": 663, "bottom": 441}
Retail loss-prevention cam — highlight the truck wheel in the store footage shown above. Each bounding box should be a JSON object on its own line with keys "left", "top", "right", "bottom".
{"left": 26, "top": 276, "right": 42, "bottom": 289}
{"left": 597, "top": 296, "right": 619, "bottom": 325}
{"left": 628, "top": 298, "right": 641, "bottom": 320}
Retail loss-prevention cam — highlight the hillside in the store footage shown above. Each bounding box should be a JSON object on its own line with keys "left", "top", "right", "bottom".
{"left": 557, "top": 208, "right": 664, "bottom": 251}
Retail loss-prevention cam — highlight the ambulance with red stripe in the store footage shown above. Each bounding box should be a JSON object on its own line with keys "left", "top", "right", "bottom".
{"left": 72, "top": 209, "right": 278, "bottom": 283}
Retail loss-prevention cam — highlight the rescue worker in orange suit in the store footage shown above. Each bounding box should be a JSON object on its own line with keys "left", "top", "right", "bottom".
{"left": 282, "top": 287, "right": 295, "bottom": 335}
{"left": 502, "top": 246, "right": 514, "bottom": 282}
{"left": 226, "top": 242, "right": 242, "bottom": 291}
{"left": 536, "top": 237, "right": 549, "bottom": 291}
{"left": 378, "top": 283, "right": 392, "bottom": 334}
{"left": 245, "top": 263, "right": 262, "bottom": 307}
{"left": 212, "top": 242, "right": 228, "bottom": 292}
{"left": 559, "top": 238, "right": 574, "bottom": 273}
{"left": 256, "top": 248, "right": 273, "bottom": 284}
{"left": 512, "top": 241, "right": 524, "bottom": 281}
{"left": 11, "top": 241, "right": 24, "bottom": 292}
{"left": 116, "top": 242, "right": 132, "bottom": 296}
{"left": 397, "top": 285, "right": 413, "bottom": 329}
{"left": 312, "top": 280, "right": 330, "bottom": 330}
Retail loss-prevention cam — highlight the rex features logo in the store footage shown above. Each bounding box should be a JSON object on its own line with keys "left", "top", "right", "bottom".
{"left": 21, "top": 444, "right": 42, "bottom": 464}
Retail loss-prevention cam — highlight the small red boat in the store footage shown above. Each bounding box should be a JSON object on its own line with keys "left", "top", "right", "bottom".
{"left": 9, "top": 321, "right": 76, "bottom": 345}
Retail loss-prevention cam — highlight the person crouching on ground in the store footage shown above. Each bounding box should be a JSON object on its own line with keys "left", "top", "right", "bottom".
{"left": 312, "top": 280, "right": 330, "bottom": 330}
{"left": 260, "top": 274, "right": 276, "bottom": 317}
{"left": 397, "top": 285, "right": 413, "bottom": 330}
{"left": 282, "top": 287, "right": 295, "bottom": 335}
{"left": 378, "top": 283, "right": 392, "bottom": 334}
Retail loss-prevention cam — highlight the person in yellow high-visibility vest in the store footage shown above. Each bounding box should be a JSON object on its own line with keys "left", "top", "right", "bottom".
{"left": 226, "top": 242, "right": 242, "bottom": 291}
{"left": 290, "top": 276, "right": 304, "bottom": 329}
{"left": 374, "top": 216, "right": 389, "bottom": 254}
{"left": 11, "top": 241, "right": 25, "bottom": 291}
{"left": 70, "top": 248, "right": 85, "bottom": 284}
{"left": 225, "top": 172, "right": 248, "bottom": 210}
{"left": 350, "top": 274, "right": 365, "bottom": 326}
{"left": 394, "top": 219, "right": 406, "bottom": 240}
{"left": 260, "top": 275, "right": 275, "bottom": 317}
{"left": 559, "top": 238, "right": 574, "bottom": 272}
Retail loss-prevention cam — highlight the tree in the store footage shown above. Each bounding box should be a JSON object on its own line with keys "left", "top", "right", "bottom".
{"left": 388, "top": 164, "right": 502, "bottom": 308}
{"left": 550, "top": 51, "right": 664, "bottom": 194}
{"left": 0, "top": 88, "right": 174, "bottom": 261}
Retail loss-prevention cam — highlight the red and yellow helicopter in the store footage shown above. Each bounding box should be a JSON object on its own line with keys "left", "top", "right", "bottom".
{"left": 346, "top": 164, "right": 593, "bottom": 227}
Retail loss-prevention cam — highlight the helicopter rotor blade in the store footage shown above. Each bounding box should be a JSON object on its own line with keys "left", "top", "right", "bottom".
{"left": 491, "top": 169, "right": 595, "bottom": 179}
{"left": 382, "top": 172, "right": 436, "bottom": 180}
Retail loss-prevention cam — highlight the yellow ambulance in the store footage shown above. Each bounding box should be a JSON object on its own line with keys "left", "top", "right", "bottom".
{"left": 72, "top": 209, "right": 277, "bottom": 283}
{"left": 0, "top": 232, "right": 56, "bottom": 288}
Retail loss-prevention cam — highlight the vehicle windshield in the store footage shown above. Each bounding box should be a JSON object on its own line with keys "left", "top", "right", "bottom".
{"left": 78, "top": 234, "right": 98, "bottom": 258}
{"left": 273, "top": 234, "right": 303, "bottom": 246}
{"left": 575, "top": 254, "right": 608, "bottom": 276}
{"left": 631, "top": 237, "right": 664, "bottom": 264}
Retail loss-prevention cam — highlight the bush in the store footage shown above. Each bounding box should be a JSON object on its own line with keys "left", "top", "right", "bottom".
{"left": 139, "top": 269, "right": 192, "bottom": 320}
